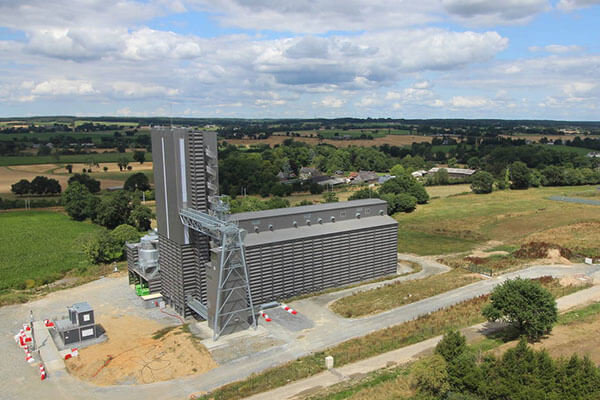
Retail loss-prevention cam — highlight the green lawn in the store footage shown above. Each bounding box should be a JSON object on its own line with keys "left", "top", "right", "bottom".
{"left": 0, "top": 152, "right": 153, "bottom": 166}
{"left": 396, "top": 185, "right": 600, "bottom": 255}
{"left": 0, "top": 211, "right": 103, "bottom": 291}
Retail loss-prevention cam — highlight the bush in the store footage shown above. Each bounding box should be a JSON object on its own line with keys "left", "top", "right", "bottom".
{"left": 381, "top": 193, "right": 417, "bottom": 213}
{"left": 62, "top": 182, "right": 99, "bottom": 221}
{"left": 309, "top": 182, "right": 324, "bottom": 194}
{"left": 482, "top": 278, "right": 557, "bottom": 340}
{"left": 470, "top": 171, "right": 494, "bottom": 194}
{"left": 83, "top": 231, "right": 123, "bottom": 264}
{"left": 348, "top": 188, "right": 379, "bottom": 200}
{"left": 380, "top": 174, "right": 429, "bottom": 204}
{"left": 411, "top": 354, "right": 450, "bottom": 397}
{"left": 110, "top": 224, "right": 141, "bottom": 246}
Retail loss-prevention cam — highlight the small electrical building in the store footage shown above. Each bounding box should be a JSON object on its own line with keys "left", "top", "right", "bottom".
{"left": 55, "top": 302, "right": 105, "bottom": 345}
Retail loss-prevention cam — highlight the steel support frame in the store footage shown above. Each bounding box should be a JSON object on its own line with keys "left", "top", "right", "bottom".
{"left": 179, "top": 207, "right": 257, "bottom": 340}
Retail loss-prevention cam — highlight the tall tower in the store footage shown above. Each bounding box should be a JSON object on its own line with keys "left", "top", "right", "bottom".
{"left": 151, "top": 127, "right": 218, "bottom": 316}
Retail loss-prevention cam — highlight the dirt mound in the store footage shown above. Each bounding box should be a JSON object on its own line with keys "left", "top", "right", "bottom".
{"left": 514, "top": 242, "right": 572, "bottom": 261}
{"left": 65, "top": 315, "right": 217, "bottom": 385}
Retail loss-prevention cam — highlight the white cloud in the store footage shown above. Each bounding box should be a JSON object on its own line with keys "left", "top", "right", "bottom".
{"left": 449, "top": 96, "right": 492, "bottom": 108}
{"left": 321, "top": 96, "right": 345, "bottom": 108}
{"left": 557, "top": 0, "right": 600, "bottom": 11}
{"left": 442, "top": 0, "right": 549, "bottom": 25}
{"left": 111, "top": 82, "right": 179, "bottom": 98}
{"left": 529, "top": 44, "right": 583, "bottom": 53}
{"left": 31, "top": 79, "right": 96, "bottom": 96}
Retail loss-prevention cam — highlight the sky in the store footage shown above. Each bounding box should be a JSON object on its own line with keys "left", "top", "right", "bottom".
{"left": 1, "top": 0, "right": 600, "bottom": 120}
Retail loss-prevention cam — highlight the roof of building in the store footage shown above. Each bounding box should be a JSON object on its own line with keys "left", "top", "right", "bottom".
{"left": 54, "top": 318, "right": 77, "bottom": 332}
{"left": 244, "top": 214, "right": 398, "bottom": 247}
{"left": 70, "top": 302, "right": 93, "bottom": 313}
{"left": 233, "top": 198, "right": 388, "bottom": 221}
{"left": 428, "top": 167, "right": 476, "bottom": 176}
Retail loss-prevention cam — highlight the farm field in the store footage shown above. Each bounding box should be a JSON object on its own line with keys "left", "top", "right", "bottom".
{"left": 0, "top": 211, "right": 103, "bottom": 293}
{"left": 396, "top": 185, "right": 600, "bottom": 256}
{"left": 222, "top": 134, "right": 432, "bottom": 148}
{"left": 0, "top": 161, "right": 150, "bottom": 194}
{"left": 0, "top": 151, "right": 153, "bottom": 166}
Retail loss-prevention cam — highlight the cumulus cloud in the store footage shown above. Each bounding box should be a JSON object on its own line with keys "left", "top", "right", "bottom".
{"left": 191, "top": 0, "right": 438, "bottom": 33}
{"left": 449, "top": 95, "right": 492, "bottom": 108}
{"left": 110, "top": 82, "right": 179, "bottom": 98}
{"left": 321, "top": 96, "right": 345, "bottom": 108}
{"left": 442, "top": 0, "right": 549, "bottom": 25}
{"left": 31, "top": 79, "right": 96, "bottom": 96}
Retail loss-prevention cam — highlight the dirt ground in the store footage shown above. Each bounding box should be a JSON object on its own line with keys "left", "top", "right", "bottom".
{"left": 222, "top": 134, "right": 431, "bottom": 148}
{"left": 494, "top": 312, "right": 600, "bottom": 364}
{"left": 65, "top": 315, "right": 217, "bottom": 385}
{"left": 0, "top": 162, "right": 142, "bottom": 194}
{"left": 524, "top": 222, "right": 600, "bottom": 253}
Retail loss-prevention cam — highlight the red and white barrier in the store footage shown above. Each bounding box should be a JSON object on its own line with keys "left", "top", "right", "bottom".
{"left": 25, "top": 350, "right": 34, "bottom": 364}
{"left": 280, "top": 303, "right": 297, "bottom": 315}
{"left": 44, "top": 319, "right": 54, "bottom": 328}
{"left": 23, "top": 324, "right": 31, "bottom": 332}
{"left": 64, "top": 348, "right": 79, "bottom": 360}
{"left": 39, "top": 364, "right": 46, "bottom": 380}
{"left": 259, "top": 310, "right": 272, "bottom": 322}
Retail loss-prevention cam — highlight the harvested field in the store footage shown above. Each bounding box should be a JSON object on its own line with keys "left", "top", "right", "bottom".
{"left": 221, "top": 134, "right": 431, "bottom": 148}
{"left": 66, "top": 315, "right": 217, "bottom": 385}
{"left": 426, "top": 184, "right": 472, "bottom": 198}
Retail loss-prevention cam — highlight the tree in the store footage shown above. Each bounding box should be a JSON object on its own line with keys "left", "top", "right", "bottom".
{"left": 435, "top": 330, "right": 467, "bottom": 362}
{"left": 348, "top": 188, "right": 379, "bottom": 200}
{"left": 411, "top": 354, "right": 450, "bottom": 397}
{"left": 379, "top": 175, "right": 429, "bottom": 204}
{"left": 68, "top": 173, "right": 101, "bottom": 193}
{"left": 482, "top": 278, "right": 557, "bottom": 341}
{"left": 447, "top": 157, "right": 458, "bottom": 168}
{"left": 30, "top": 176, "right": 61, "bottom": 195}
{"left": 129, "top": 204, "right": 153, "bottom": 231}
{"left": 322, "top": 191, "right": 339, "bottom": 203}
{"left": 389, "top": 164, "right": 406, "bottom": 177}
{"left": 124, "top": 172, "right": 150, "bottom": 192}
{"left": 467, "top": 157, "right": 480, "bottom": 169}
{"left": 11, "top": 179, "right": 31, "bottom": 195}
{"left": 133, "top": 151, "right": 146, "bottom": 164}
{"left": 103, "top": 166, "right": 108, "bottom": 172}
{"left": 309, "top": 182, "right": 324, "bottom": 194}
{"left": 509, "top": 161, "right": 531, "bottom": 189}
{"left": 62, "top": 182, "right": 98, "bottom": 221}
{"left": 470, "top": 171, "right": 494, "bottom": 194}
{"left": 380, "top": 192, "right": 417, "bottom": 213}
{"left": 65, "top": 164, "right": 73, "bottom": 174}
{"left": 94, "top": 191, "right": 131, "bottom": 229}
{"left": 117, "top": 157, "right": 129, "bottom": 171}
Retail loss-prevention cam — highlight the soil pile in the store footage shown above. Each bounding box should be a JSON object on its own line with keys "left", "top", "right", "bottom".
{"left": 65, "top": 315, "right": 217, "bottom": 385}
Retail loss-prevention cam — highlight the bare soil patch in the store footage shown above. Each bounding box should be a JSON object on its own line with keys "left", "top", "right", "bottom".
{"left": 65, "top": 315, "right": 217, "bottom": 385}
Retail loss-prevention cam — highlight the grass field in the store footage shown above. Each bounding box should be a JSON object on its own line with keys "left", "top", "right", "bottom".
{"left": 0, "top": 151, "right": 153, "bottom": 166}
{"left": 0, "top": 211, "right": 103, "bottom": 292}
{"left": 395, "top": 185, "right": 600, "bottom": 256}
{"left": 330, "top": 268, "right": 482, "bottom": 318}
{"left": 198, "top": 277, "right": 581, "bottom": 400}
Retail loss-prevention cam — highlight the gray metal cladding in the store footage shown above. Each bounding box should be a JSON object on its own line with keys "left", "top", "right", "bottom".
{"left": 244, "top": 223, "right": 398, "bottom": 305}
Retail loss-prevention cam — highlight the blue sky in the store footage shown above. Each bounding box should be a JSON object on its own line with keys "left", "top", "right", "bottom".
{"left": 1, "top": 0, "right": 599, "bottom": 120}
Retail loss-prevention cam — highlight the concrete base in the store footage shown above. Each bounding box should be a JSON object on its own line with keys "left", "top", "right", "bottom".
{"left": 32, "top": 320, "right": 66, "bottom": 378}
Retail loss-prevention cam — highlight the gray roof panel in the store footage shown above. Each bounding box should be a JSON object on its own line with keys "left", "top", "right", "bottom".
{"left": 232, "top": 198, "right": 388, "bottom": 221}
{"left": 244, "top": 215, "right": 397, "bottom": 247}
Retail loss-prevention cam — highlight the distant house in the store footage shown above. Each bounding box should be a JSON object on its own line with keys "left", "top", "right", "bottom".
{"left": 318, "top": 177, "right": 346, "bottom": 186}
{"left": 411, "top": 170, "right": 428, "bottom": 178}
{"left": 587, "top": 152, "right": 600, "bottom": 158}
{"left": 426, "top": 167, "right": 476, "bottom": 179}
{"left": 299, "top": 167, "right": 321, "bottom": 181}
{"left": 378, "top": 175, "right": 395, "bottom": 184}
{"left": 351, "top": 170, "right": 379, "bottom": 185}
{"left": 277, "top": 171, "right": 296, "bottom": 181}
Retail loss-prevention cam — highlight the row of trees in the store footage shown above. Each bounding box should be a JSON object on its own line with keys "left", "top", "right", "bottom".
{"left": 11, "top": 176, "right": 61, "bottom": 195}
